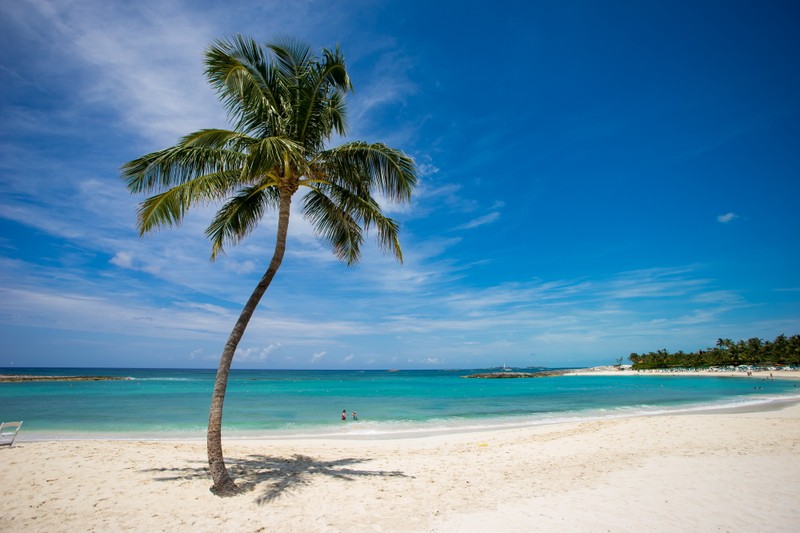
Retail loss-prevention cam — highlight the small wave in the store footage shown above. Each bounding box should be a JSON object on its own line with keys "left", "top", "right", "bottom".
{"left": 20, "top": 395, "right": 800, "bottom": 443}
{"left": 126, "top": 377, "right": 197, "bottom": 382}
{"left": 224, "top": 394, "right": 800, "bottom": 440}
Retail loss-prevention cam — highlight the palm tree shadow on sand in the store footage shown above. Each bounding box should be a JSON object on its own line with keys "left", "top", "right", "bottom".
{"left": 144, "top": 454, "right": 412, "bottom": 503}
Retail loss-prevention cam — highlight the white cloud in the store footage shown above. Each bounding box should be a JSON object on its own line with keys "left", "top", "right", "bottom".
{"left": 2, "top": 1, "right": 794, "bottom": 370}
{"left": 224, "top": 259, "right": 257, "bottom": 275}
{"left": 6, "top": 0, "right": 225, "bottom": 146}
{"left": 348, "top": 47, "right": 417, "bottom": 130}
{"left": 456, "top": 211, "right": 500, "bottom": 230}
{"left": 237, "top": 343, "right": 281, "bottom": 363}
{"left": 110, "top": 252, "right": 134, "bottom": 269}
{"left": 414, "top": 154, "right": 440, "bottom": 178}
{"left": 188, "top": 348, "right": 217, "bottom": 362}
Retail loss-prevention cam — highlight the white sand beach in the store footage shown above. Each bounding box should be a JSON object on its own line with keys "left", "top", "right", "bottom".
{"left": 565, "top": 366, "right": 800, "bottom": 379}
{"left": 3, "top": 394, "right": 800, "bottom": 532}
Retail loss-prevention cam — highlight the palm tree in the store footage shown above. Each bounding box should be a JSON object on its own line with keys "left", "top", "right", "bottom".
{"left": 121, "top": 35, "right": 417, "bottom": 496}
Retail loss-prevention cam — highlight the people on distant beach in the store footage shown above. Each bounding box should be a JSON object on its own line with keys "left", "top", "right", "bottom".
{"left": 341, "top": 409, "right": 347, "bottom": 421}
{"left": 352, "top": 411, "right": 358, "bottom": 420}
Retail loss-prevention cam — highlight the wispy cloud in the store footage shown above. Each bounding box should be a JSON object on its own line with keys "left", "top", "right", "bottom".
{"left": 416, "top": 157, "right": 440, "bottom": 178}
{"left": 3, "top": 0, "right": 225, "bottom": 146}
{"left": 2, "top": 1, "right": 797, "bottom": 369}
{"left": 0, "top": 227, "right": 789, "bottom": 367}
{"left": 456, "top": 211, "right": 500, "bottom": 230}
{"left": 109, "top": 252, "right": 134, "bottom": 269}
{"left": 237, "top": 343, "right": 282, "bottom": 363}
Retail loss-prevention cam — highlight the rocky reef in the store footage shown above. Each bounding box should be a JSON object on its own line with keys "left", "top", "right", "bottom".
{"left": 0, "top": 374, "right": 127, "bottom": 383}
{"left": 463, "top": 370, "right": 571, "bottom": 379}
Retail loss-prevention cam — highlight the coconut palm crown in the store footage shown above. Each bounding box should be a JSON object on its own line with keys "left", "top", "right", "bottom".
{"left": 121, "top": 35, "right": 417, "bottom": 496}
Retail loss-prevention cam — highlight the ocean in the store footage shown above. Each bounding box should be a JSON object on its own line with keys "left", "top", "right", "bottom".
{"left": 2, "top": 368, "right": 798, "bottom": 440}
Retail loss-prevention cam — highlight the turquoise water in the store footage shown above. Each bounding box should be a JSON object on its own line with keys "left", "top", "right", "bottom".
{"left": 1, "top": 368, "right": 798, "bottom": 440}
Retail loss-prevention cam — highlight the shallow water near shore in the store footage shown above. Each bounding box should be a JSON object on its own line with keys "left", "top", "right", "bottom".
{"left": 2, "top": 367, "right": 798, "bottom": 440}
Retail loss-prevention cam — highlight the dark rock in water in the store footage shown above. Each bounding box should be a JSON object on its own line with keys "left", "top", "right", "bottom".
{"left": 463, "top": 370, "right": 570, "bottom": 379}
{"left": 0, "top": 375, "right": 128, "bottom": 383}
{"left": 464, "top": 372, "right": 537, "bottom": 379}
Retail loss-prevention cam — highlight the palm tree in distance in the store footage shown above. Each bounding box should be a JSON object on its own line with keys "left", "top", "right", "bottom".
{"left": 121, "top": 35, "right": 417, "bottom": 496}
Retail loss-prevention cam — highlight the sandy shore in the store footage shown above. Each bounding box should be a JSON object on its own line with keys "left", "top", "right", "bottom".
{"left": 3, "top": 398, "right": 799, "bottom": 532}
{"left": 565, "top": 366, "right": 800, "bottom": 380}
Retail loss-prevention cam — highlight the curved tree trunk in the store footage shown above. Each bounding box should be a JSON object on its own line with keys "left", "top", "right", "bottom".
{"left": 207, "top": 187, "right": 294, "bottom": 496}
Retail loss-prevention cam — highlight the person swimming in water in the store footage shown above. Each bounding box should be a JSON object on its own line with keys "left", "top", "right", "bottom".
{"left": 341, "top": 409, "right": 347, "bottom": 420}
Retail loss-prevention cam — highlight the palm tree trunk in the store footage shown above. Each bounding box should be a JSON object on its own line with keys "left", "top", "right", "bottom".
{"left": 207, "top": 187, "right": 293, "bottom": 496}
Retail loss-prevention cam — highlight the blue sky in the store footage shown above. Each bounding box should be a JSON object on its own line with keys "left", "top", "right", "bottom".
{"left": 1, "top": 0, "right": 798, "bottom": 369}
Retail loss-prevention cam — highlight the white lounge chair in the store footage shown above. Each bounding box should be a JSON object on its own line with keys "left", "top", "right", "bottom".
{"left": 0, "top": 421, "right": 22, "bottom": 447}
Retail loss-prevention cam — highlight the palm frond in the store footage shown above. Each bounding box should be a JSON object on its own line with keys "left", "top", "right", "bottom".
{"left": 302, "top": 187, "right": 364, "bottom": 264}
{"left": 324, "top": 90, "right": 348, "bottom": 138}
{"left": 369, "top": 210, "right": 403, "bottom": 262}
{"left": 181, "top": 128, "right": 252, "bottom": 151}
{"left": 134, "top": 170, "right": 244, "bottom": 235}
{"left": 295, "top": 46, "right": 352, "bottom": 147}
{"left": 205, "top": 183, "right": 281, "bottom": 259}
{"left": 205, "top": 35, "right": 282, "bottom": 135}
{"left": 121, "top": 130, "right": 249, "bottom": 194}
{"left": 321, "top": 45, "right": 352, "bottom": 92}
{"left": 315, "top": 142, "right": 416, "bottom": 202}
{"left": 303, "top": 180, "right": 404, "bottom": 263}
{"left": 268, "top": 37, "right": 314, "bottom": 80}
{"left": 244, "top": 136, "right": 306, "bottom": 181}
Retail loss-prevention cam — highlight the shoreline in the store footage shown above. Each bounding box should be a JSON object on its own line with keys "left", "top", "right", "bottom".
{"left": 3, "top": 396, "right": 799, "bottom": 531}
{"left": 15, "top": 389, "right": 800, "bottom": 443}
{"left": 8, "top": 368, "right": 800, "bottom": 444}
{"left": 564, "top": 365, "right": 800, "bottom": 380}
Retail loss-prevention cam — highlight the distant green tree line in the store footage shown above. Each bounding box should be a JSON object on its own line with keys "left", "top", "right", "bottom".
{"left": 628, "top": 334, "right": 800, "bottom": 369}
